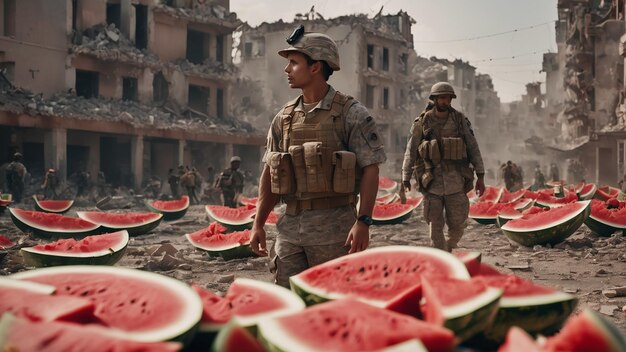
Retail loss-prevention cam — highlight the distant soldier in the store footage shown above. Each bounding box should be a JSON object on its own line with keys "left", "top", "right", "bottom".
{"left": 42, "top": 168, "right": 59, "bottom": 200}
{"left": 6, "top": 152, "right": 27, "bottom": 202}
{"left": 206, "top": 166, "right": 215, "bottom": 186}
{"left": 402, "top": 82, "right": 485, "bottom": 252}
{"left": 168, "top": 168, "right": 180, "bottom": 198}
{"left": 180, "top": 167, "right": 199, "bottom": 204}
{"left": 619, "top": 174, "right": 626, "bottom": 193}
{"left": 533, "top": 165, "right": 546, "bottom": 190}
{"left": 216, "top": 156, "right": 244, "bottom": 208}
{"left": 502, "top": 161, "right": 517, "bottom": 191}
{"left": 549, "top": 162, "right": 560, "bottom": 182}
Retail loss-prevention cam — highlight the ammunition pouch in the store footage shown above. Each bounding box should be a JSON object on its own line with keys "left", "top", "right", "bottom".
{"left": 442, "top": 137, "right": 467, "bottom": 160}
{"left": 413, "top": 158, "right": 433, "bottom": 192}
{"left": 418, "top": 140, "right": 441, "bottom": 166}
{"left": 332, "top": 151, "right": 356, "bottom": 193}
{"left": 268, "top": 152, "right": 296, "bottom": 195}
{"left": 460, "top": 164, "right": 475, "bottom": 193}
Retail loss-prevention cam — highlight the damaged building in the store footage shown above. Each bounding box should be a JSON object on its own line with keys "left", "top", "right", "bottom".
{"left": 0, "top": 0, "right": 264, "bottom": 190}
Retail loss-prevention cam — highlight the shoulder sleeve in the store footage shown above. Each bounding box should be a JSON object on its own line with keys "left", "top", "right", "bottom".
{"left": 402, "top": 118, "right": 423, "bottom": 182}
{"left": 344, "top": 102, "right": 387, "bottom": 168}
{"left": 461, "top": 115, "right": 485, "bottom": 174}
{"left": 262, "top": 111, "right": 284, "bottom": 164}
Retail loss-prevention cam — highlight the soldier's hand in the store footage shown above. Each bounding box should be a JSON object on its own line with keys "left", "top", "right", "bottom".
{"left": 475, "top": 178, "right": 486, "bottom": 197}
{"left": 250, "top": 226, "right": 268, "bottom": 257}
{"left": 403, "top": 181, "right": 411, "bottom": 192}
{"left": 346, "top": 221, "right": 370, "bottom": 254}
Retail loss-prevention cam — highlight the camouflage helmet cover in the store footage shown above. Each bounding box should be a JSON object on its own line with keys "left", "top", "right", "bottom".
{"left": 278, "top": 28, "right": 341, "bottom": 71}
{"left": 429, "top": 82, "right": 457, "bottom": 100}
{"left": 230, "top": 156, "right": 241, "bottom": 163}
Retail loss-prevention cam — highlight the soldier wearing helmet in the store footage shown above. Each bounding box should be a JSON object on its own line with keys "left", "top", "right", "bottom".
{"left": 216, "top": 156, "right": 244, "bottom": 208}
{"left": 402, "top": 82, "right": 485, "bottom": 252}
{"left": 250, "top": 25, "right": 387, "bottom": 288}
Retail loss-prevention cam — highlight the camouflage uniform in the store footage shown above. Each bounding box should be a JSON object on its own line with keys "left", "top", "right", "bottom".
{"left": 402, "top": 100, "right": 484, "bottom": 251}
{"left": 264, "top": 85, "right": 386, "bottom": 287}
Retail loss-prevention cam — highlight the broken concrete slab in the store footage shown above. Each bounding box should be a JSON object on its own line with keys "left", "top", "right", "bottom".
{"left": 599, "top": 305, "right": 619, "bottom": 317}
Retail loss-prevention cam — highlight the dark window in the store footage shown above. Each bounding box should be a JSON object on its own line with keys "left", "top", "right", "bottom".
{"left": 152, "top": 72, "right": 169, "bottom": 102}
{"left": 382, "top": 47, "right": 389, "bottom": 71}
{"left": 217, "top": 88, "right": 224, "bottom": 117}
{"left": 188, "top": 85, "right": 209, "bottom": 114}
{"left": 400, "top": 53, "right": 408, "bottom": 74}
{"left": 0, "top": 61, "right": 15, "bottom": 83}
{"left": 122, "top": 77, "right": 138, "bottom": 101}
{"left": 75, "top": 70, "right": 99, "bottom": 98}
{"left": 366, "top": 85, "right": 375, "bottom": 108}
{"left": 383, "top": 87, "right": 389, "bottom": 109}
{"left": 186, "top": 30, "right": 208, "bottom": 64}
{"left": 71, "top": 0, "right": 78, "bottom": 31}
{"left": 106, "top": 3, "right": 121, "bottom": 29}
{"left": 244, "top": 42, "right": 252, "bottom": 58}
{"left": 367, "top": 45, "right": 374, "bottom": 68}
{"left": 134, "top": 4, "right": 148, "bottom": 50}
{"left": 3, "top": 0, "right": 16, "bottom": 37}
{"left": 216, "top": 35, "right": 224, "bottom": 63}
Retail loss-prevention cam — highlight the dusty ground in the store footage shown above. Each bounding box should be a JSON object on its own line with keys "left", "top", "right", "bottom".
{"left": 1, "top": 198, "right": 625, "bottom": 339}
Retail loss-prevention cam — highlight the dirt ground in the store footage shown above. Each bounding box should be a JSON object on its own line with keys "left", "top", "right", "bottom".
{"left": 1, "top": 198, "right": 625, "bottom": 340}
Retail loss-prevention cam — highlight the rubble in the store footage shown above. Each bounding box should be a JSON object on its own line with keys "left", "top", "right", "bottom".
{"left": 153, "top": 3, "right": 241, "bottom": 29}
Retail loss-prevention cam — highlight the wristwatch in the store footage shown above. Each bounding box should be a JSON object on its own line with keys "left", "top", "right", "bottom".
{"left": 357, "top": 215, "right": 373, "bottom": 226}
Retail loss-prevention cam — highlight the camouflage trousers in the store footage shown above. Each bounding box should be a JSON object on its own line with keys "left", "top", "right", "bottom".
{"left": 270, "top": 205, "right": 355, "bottom": 288}
{"left": 423, "top": 192, "right": 469, "bottom": 252}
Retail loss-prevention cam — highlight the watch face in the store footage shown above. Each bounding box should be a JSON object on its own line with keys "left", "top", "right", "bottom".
{"left": 359, "top": 215, "right": 373, "bottom": 225}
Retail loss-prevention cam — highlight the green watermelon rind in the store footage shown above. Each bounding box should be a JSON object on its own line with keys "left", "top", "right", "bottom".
{"left": 500, "top": 201, "right": 591, "bottom": 247}
{"left": 289, "top": 246, "right": 470, "bottom": 308}
{"left": 10, "top": 265, "right": 203, "bottom": 345}
{"left": 9, "top": 208, "right": 102, "bottom": 238}
{"left": 0, "top": 278, "right": 56, "bottom": 295}
{"left": 76, "top": 211, "right": 163, "bottom": 237}
{"left": 438, "top": 287, "right": 503, "bottom": 342}
{"left": 144, "top": 196, "right": 189, "bottom": 221}
{"left": 584, "top": 214, "right": 625, "bottom": 237}
{"left": 32, "top": 196, "right": 74, "bottom": 214}
{"left": 577, "top": 184, "right": 597, "bottom": 201}
{"left": 580, "top": 309, "right": 626, "bottom": 351}
{"left": 185, "top": 233, "right": 255, "bottom": 261}
{"left": 20, "top": 230, "right": 130, "bottom": 267}
{"left": 205, "top": 206, "right": 254, "bottom": 232}
{"left": 481, "top": 291, "right": 577, "bottom": 344}
{"left": 211, "top": 321, "right": 262, "bottom": 352}
{"left": 372, "top": 205, "right": 415, "bottom": 225}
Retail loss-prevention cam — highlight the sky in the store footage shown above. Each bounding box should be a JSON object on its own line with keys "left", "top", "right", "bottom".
{"left": 230, "top": 0, "right": 558, "bottom": 103}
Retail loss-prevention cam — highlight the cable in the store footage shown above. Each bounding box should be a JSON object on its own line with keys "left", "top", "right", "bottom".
{"left": 469, "top": 50, "right": 549, "bottom": 63}
{"left": 414, "top": 20, "right": 556, "bottom": 43}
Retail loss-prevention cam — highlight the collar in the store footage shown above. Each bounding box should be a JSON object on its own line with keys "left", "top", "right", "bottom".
{"left": 294, "top": 85, "right": 336, "bottom": 113}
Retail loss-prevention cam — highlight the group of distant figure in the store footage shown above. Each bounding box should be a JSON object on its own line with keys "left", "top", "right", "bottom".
{"left": 497, "top": 159, "right": 588, "bottom": 191}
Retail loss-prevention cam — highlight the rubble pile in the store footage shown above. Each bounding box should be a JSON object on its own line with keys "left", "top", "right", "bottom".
{"left": 170, "top": 59, "right": 238, "bottom": 81}
{"left": 153, "top": 3, "right": 241, "bottom": 28}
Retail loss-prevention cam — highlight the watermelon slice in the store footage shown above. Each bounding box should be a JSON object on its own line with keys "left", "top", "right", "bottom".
{"left": 498, "top": 189, "right": 525, "bottom": 203}
{"left": 376, "top": 193, "right": 399, "bottom": 204}
{"left": 501, "top": 201, "right": 591, "bottom": 247}
{"left": 478, "top": 186, "right": 504, "bottom": 203}
{"left": 577, "top": 183, "right": 597, "bottom": 200}
{"left": 420, "top": 276, "right": 503, "bottom": 341}
{"left": 0, "top": 314, "right": 182, "bottom": 352}
{"left": 372, "top": 203, "right": 415, "bottom": 225}
{"left": 265, "top": 211, "right": 279, "bottom": 227}
{"left": 584, "top": 199, "right": 626, "bottom": 236}
{"left": 186, "top": 227, "right": 254, "bottom": 260}
{"left": 257, "top": 299, "right": 456, "bottom": 352}
{"left": 469, "top": 199, "right": 533, "bottom": 225}
{"left": 498, "top": 327, "right": 540, "bottom": 352}
{"left": 496, "top": 206, "right": 547, "bottom": 228}
{"left": 535, "top": 192, "right": 578, "bottom": 208}
{"left": 145, "top": 196, "right": 189, "bottom": 221}
{"left": 542, "top": 308, "right": 626, "bottom": 352}
{"left": 0, "top": 235, "right": 14, "bottom": 250}
{"left": 238, "top": 196, "right": 257, "bottom": 207}
{"left": 205, "top": 205, "right": 255, "bottom": 231}
{"left": 405, "top": 196, "right": 424, "bottom": 208}
{"left": 11, "top": 266, "right": 203, "bottom": 344}
{"left": 472, "top": 274, "right": 577, "bottom": 345}
{"left": 76, "top": 211, "right": 163, "bottom": 236}
{"left": 20, "top": 230, "right": 129, "bottom": 267}
{"left": 33, "top": 196, "right": 74, "bottom": 214}
{"left": 595, "top": 186, "right": 622, "bottom": 201}
{"left": 0, "top": 278, "right": 98, "bottom": 324}
{"left": 9, "top": 208, "right": 101, "bottom": 238}
{"left": 211, "top": 322, "right": 265, "bottom": 352}
{"left": 454, "top": 251, "right": 481, "bottom": 276}
{"left": 378, "top": 176, "right": 398, "bottom": 193}
{"left": 290, "top": 246, "right": 470, "bottom": 318}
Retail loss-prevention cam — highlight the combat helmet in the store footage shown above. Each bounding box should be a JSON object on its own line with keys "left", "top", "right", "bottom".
{"left": 429, "top": 82, "right": 457, "bottom": 100}
{"left": 278, "top": 25, "right": 341, "bottom": 71}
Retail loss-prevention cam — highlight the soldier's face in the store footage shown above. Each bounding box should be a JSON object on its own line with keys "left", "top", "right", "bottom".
{"left": 285, "top": 52, "right": 314, "bottom": 89}
{"left": 434, "top": 95, "right": 452, "bottom": 111}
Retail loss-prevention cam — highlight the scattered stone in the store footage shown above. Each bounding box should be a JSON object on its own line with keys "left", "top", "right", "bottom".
{"left": 563, "top": 288, "right": 579, "bottom": 294}
{"left": 553, "top": 242, "right": 568, "bottom": 250}
{"left": 603, "top": 289, "right": 617, "bottom": 298}
{"left": 177, "top": 263, "right": 192, "bottom": 271}
{"left": 595, "top": 269, "right": 610, "bottom": 277}
{"left": 148, "top": 243, "right": 178, "bottom": 257}
{"left": 599, "top": 305, "right": 618, "bottom": 317}
{"left": 532, "top": 245, "right": 543, "bottom": 251}
{"left": 217, "top": 274, "right": 235, "bottom": 283}
{"left": 604, "top": 286, "right": 626, "bottom": 297}
{"left": 507, "top": 264, "right": 531, "bottom": 271}
{"left": 158, "top": 254, "right": 183, "bottom": 271}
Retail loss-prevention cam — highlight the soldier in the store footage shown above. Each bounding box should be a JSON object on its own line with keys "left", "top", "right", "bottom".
{"left": 216, "top": 156, "right": 244, "bottom": 208}
{"left": 533, "top": 165, "right": 546, "bottom": 190}
{"left": 502, "top": 161, "right": 517, "bottom": 191}
{"left": 249, "top": 26, "right": 386, "bottom": 288}
{"left": 180, "top": 167, "right": 199, "bottom": 204}
{"left": 549, "top": 162, "right": 560, "bottom": 182}
{"left": 42, "top": 168, "right": 59, "bottom": 200}
{"left": 5, "top": 152, "right": 27, "bottom": 203}
{"left": 402, "top": 82, "right": 485, "bottom": 252}
{"left": 167, "top": 168, "right": 179, "bottom": 199}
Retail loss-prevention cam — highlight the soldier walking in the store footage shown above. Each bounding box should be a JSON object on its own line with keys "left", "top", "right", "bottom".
{"left": 5, "top": 152, "right": 27, "bottom": 203}
{"left": 168, "top": 168, "right": 179, "bottom": 199}
{"left": 549, "top": 162, "right": 560, "bottom": 182}
{"left": 402, "top": 82, "right": 485, "bottom": 252}
{"left": 249, "top": 26, "right": 386, "bottom": 287}
{"left": 42, "top": 168, "right": 59, "bottom": 200}
{"left": 216, "top": 156, "right": 244, "bottom": 208}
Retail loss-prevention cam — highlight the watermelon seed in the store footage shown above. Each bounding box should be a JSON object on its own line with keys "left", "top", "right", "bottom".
{"left": 358, "top": 266, "right": 365, "bottom": 273}
{"left": 130, "top": 299, "right": 137, "bottom": 304}
{"left": 341, "top": 331, "right": 349, "bottom": 339}
{"left": 396, "top": 267, "right": 401, "bottom": 273}
{"left": 383, "top": 272, "right": 389, "bottom": 277}
{"left": 330, "top": 330, "right": 338, "bottom": 337}
{"left": 80, "top": 290, "right": 89, "bottom": 296}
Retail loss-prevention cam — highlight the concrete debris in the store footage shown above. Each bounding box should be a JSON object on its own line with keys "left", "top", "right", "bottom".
{"left": 603, "top": 289, "right": 617, "bottom": 298}
{"left": 603, "top": 286, "right": 626, "bottom": 297}
{"left": 217, "top": 274, "right": 235, "bottom": 283}
{"left": 507, "top": 264, "right": 532, "bottom": 271}
{"left": 169, "top": 59, "right": 238, "bottom": 81}
{"left": 154, "top": 4, "right": 241, "bottom": 29}
{"left": 148, "top": 243, "right": 178, "bottom": 257}
{"left": 599, "top": 305, "right": 619, "bottom": 317}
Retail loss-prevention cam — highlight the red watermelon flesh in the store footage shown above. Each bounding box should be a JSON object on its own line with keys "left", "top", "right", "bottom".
{"left": 591, "top": 199, "right": 626, "bottom": 227}
{"left": 239, "top": 196, "right": 257, "bottom": 206}
{"left": 187, "top": 222, "right": 228, "bottom": 239}
{"left": 497, "top": 327, "right": 540, "bottom": 352}
{"left": 215, "top": 325, "right": 265, "bottom": 352}
{"left": 372, "top": 202, "right": 414, "bottom": 223}
{"left": 35, "top": 199, "right": 73, "bottom": 212}
{"left": 474, "top": 274, "right": 554, "bottom": 297}
{"left": 0, "top": 235, "right": 13, "bottom": 249}
{"left": 499, "top": 189, "right": 525, "bottom": 203}
{"left": 378, "top": 176, "right": 398, "bottom": 191}
{"left": 0, "top": 314, "right": 181, "bottom": 352}
{"left": 149, "top": 196, "right": 189, "bottom": 211}
{"left": 454, "top": 251, "right": 481, "bottom": 276}
{"left": 478, "top": 186, "right": 502, "bottom": 202}
{"left": 187, "top": 229, "right": 251, "bottom": 249}
{"left": 596, "top": 186, "right": 620, "bottom": 201}
{"left": 542, "top": 309, "right": 626, "bottom": 352}
{"left": 0, "top": 281, "right": 99, "bottom": 324}
{"left": 470, "top": 202, "right": 514, "bottom": 218}
{"left": 405, "top": 196, "right": 424, "bottom": 207}
{"left": 205, "top": 205, "right": 256, "bottom": 224}
{"left": 473, "top": 263, "right": 505, "bottom": 277}
{"left": 258, "top": 299, "right": 455, "bottom": 352}
{"left": 76, "top": 212, "right": 162, "bottom": 227}
{"left": 10, "top": 208, "right": 98, "bottom": 231}
{"left": 265, "top": 211, "right": 278, "bottom": 226}
{"left": 504, "top": 202, "right": 587, "bottom": 231}
{"left": 536, "top": 192, "right": 578, "bottom": 205}
{"left": 32, "top": 231, "right": 126, "bottom": 253}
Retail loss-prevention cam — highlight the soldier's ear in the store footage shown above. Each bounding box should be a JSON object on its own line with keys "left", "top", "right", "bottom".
{"left": 310, "top": 61, "right": 322, "bottom": 75}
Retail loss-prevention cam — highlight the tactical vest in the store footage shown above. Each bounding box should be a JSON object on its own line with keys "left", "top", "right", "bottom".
{"left": 270, "top": 91, "right": 358, "bottom": 206}
{"left": 420, "top": 109, "right": 468, "bottom": 163}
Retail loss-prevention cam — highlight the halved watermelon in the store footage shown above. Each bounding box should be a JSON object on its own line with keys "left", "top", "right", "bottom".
{"left": 500, "top": 201, "right": 591, "bottom": 246}
{"left": 585, "top": 199, "right": 626, "bottom": 236}
{"left": 378, "top": 176, "right": 398, "bottom": 193}
{"left": 405, "top": 196, "right": 424, "bottom": 208}
{"left": 498, "top": 327, "right": 540, "bottom": 352}
{"left": 11, "top": 266, "right": 203, "bottom": 344}
{"left": 595, "top": 186, "right": 622, "bottom": 201}
{"left": 77, "top": 211, "right": 162, "bottom": 236}
{"left": 186, "top": 227, "right": 254, "bottom": 260}
{"left": 0, "top": 278, "right": 98, "bottom": 324}
{"left": 420, "top": 276, "right": 502, "bottom": 342}
{"left": 257, "top": 299, "right": 456, "bottom": 352}
{"left": 20, "top": 230, "right": 129, "bottom": 267}
{"left": 0, "top": 314, "right": 182, "bottom": 352}
{"left": 145, "top": 196, "right": 189, "bottom": 221}
{"left": 469, "top": 199, "right": 533, "bottom": 225}
{"left": 9, "top": 208, "right": 101, "bottom": 238}
{"left": 523, "top": 188, "right": 554, "bottom": 200}
{"left": 372, "top": 203, "right": 415, "bottom": 225}
{"left": 542, "top": 308, "right": 626, "bottom": 352}
{"left": 211, "top": 322, "right": 265, "bottom": 352}
{"left": 478, "top": 186, "right": 504, "bottom": 203}
{"left": 472, "top": 274, "right": 577, "bottom": 345}
{"left": 498, "top": 189, "right": 525, "bottom": 203}
{"left": 289, "top": 246, "right": 469, "bottom": 318}
{"left": 577, "top": 183, "right": 597, "bottom": 200}
{"left": 33, "top": 196, "right": 74, "bottom": 214}
{"left": 454, "top": 251, "right": 481, "bottom": 276}
{"left": 205, "top": 205, "right": 255, "bottom": 231}
{"left": 376, "top": 193, "right": 399, "bottom": 204}
{"left": 535, "top": 192, "right": 578, "bottom": 208}
{"left": 238, "top": 196, "right": 257, "bottom": 207}
{"left": 496, "top": 206, "right": 546, "bottom": 228}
